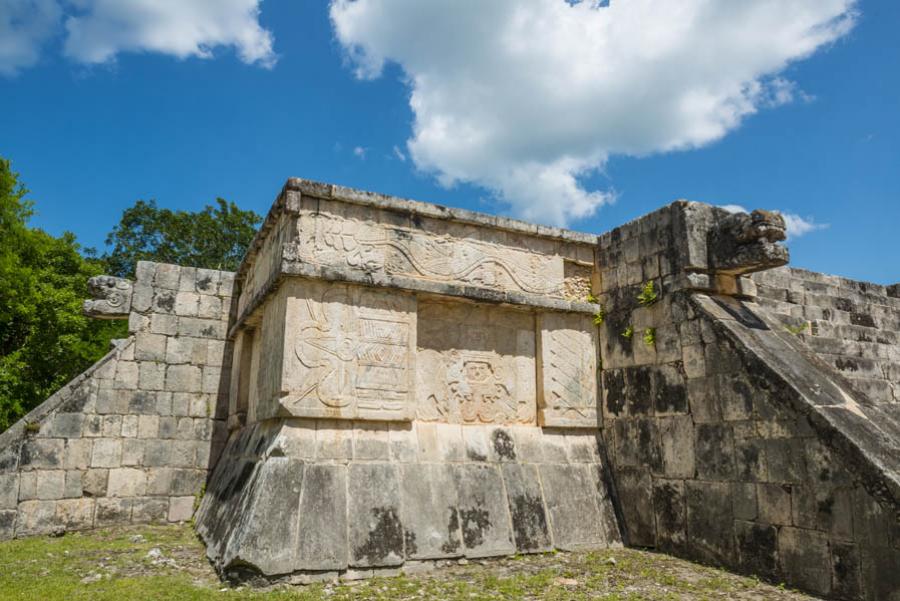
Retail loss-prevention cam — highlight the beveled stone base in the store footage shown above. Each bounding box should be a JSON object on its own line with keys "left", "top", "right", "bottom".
{"left": 195, "top": 418, "right": 621, "bottom": 580}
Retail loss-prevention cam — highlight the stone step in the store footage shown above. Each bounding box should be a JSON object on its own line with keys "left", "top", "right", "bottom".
{"left": 800, "top": 335, "right": 895, "bottom": 361}
{"left": 842, "top": 376, "right": 897, "bottom": 404}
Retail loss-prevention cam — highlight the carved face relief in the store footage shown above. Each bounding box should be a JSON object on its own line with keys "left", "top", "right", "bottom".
{"left": 83, "top": 275, "right": 134, "bottom": 319}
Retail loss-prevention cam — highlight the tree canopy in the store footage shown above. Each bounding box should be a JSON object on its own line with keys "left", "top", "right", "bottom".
{"left": 0, "top": 158, "right": 126, "bottom": 431}
{"left": 103, "top": 198, "right": 262, "bottom": 278}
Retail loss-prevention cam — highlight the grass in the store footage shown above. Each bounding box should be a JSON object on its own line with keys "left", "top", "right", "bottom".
{"left": 0, "top": 524, "right": 819, "bottom": 600}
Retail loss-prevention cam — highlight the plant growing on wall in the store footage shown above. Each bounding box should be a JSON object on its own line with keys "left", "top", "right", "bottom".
{"left": 621, "top": 325, "right": 634, "bottom": 339}
{"left": 586, "top": 293, "right": 599, "bottom": 304}
{"left": 637, "top": 280, "right": 658, "bottom": 306}
{"left": 643, "top": 327, "right": 656, "bottom": 346}
{"left": 592, "top": 306, "right": 606, "bottom": 325}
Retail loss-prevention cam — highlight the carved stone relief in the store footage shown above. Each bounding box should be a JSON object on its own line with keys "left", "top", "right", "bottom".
{"left": 82, "top": 275, "right": 133, "bottom": 319}
{"left": 278, "top": 281, "right": 416, "bottom": 421}
{"left": 416, "top": 301, "right": 536, "bottom": 425}
{"left": 538, "top": 313, "right": 598, "bottom": 428}
{"left": 293, "top": 210, "right": 568, "bottom": 297}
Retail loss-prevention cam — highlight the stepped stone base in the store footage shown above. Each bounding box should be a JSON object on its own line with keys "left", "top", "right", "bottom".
{"left": 196, "top": 420, "right": 620, "bottom": 581}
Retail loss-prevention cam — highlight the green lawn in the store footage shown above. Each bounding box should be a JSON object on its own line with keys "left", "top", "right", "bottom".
{"left": 0, "top": 524, "right": 819, "bottom": 600}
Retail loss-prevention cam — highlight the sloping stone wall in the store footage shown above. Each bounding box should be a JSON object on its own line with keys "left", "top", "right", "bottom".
{"left": 0, "top": 262, "right": 233, "bottom": 540}
{"left": 597, "top": 204, "right": 900, "bottom": 601}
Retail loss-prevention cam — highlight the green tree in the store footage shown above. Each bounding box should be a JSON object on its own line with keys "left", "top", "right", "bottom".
{"left": 103, "top": 198, "right": 262, "bottom": 278}
{"left": 0, "top": 158, "right": 126, "bottom": 432}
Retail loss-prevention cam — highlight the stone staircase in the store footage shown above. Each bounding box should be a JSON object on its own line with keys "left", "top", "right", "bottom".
{"left": 753, "top": 267, "right": 900, "bottom": 407}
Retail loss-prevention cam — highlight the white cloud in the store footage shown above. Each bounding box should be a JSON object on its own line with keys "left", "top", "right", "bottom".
{"left": 331, "top": 0, "right": 857, "bottom": 226}
{"left": 0, "top": 0, "right": 275, "bottom": 74}
{"left": 781, "top": 212, "right": 828, "bottom": 238}
{"left": 64, "top": 0, "right": 275, "bottom": 67}
{"left": 353, "top": 145, "right": 367, "bottom": 159}
{"left": 0, "top": 0, "right": 62, "bottom": 76}
{"left": 392, "top": 145, "right": 406, "bottom": 162}
{"left": 719, "top": 204, "right": 827, "bottom": 239}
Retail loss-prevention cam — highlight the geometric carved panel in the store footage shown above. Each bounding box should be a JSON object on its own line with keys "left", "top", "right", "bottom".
{"left": 416, "top": 300, "right": 536, "bottom": 425}
{"left": 538, "top": 312, "right": 598, "bottom": 428}
{"left": 279, "top": 280, "right": 416, "bottom": 421}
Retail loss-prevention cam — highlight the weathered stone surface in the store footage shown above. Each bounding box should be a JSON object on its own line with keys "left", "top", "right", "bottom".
{"left": 501, "top": 463, "right": 551, "bottom": 552}
{"left": 540, "top": 463, "right": 615, "bottom": 550}
{"left": 538, "top": 312, "right": 598, "bottom": 428}
{"left": 83, "top": 275, "right": 133, "bottom": 319}
{"left": 296, "top": 464, "right": 348, "bottom": 570}
{"left": 349, "top": 464, "right": 404, "bottom": 567}
{"left": 453, "top": 464, "right": 515, "bottom": 558}
{"left": 398, "top": 463, "right": 462, "bottom": 559}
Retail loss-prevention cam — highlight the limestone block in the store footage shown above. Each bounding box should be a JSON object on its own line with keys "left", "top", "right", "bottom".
{"left": 539, "top": 463, "right": 614, "bottom": 550}
{"left": 177, "top": 317, "right": 226, "bottom": 340}
{"left": 114, "top": 361, "right": 139, "bottom": 390}
{"left": 353, "top": 423, "right": 390, "bottom": 460}
{"left": 63, "top": 470, "right": 84, "bottom": 499}
{"left": 0, "top": 474, "right": 17, "bottom": 508}
{"left": 121, "top": 439, "right": 144, "bottom": 466}
{"left": 150, "top": 313, "right": 178, "bottom": 335}
{"left": 40, "top": 413, "right": 84, "bottom": 438}
{"left": 134, "top": 333, "right": 167, "bottom": 362}
{"left": 398, "top": 463, "right": 462, "bottom": 559}
{"left": 95, "top": 497, "right": 132, "bottom": 526}
{"left": 102, "top": 415, "right": 122, "bottom": 437}
{"left": 61, "top": 439, "right": 92, "bottom": 470}
{"left": 138, "top": 362, "right": 166, "bottom": 391}
{"left": 296, "top": 464, "right": 348, "bottom": 570}
{"left": 20, "top": 439, "right": 64, "bottom": 469}
{"left": 416, "top": 301, "right": 535, "bottom": 425}
{"left": 685, "top": 480, "right": 734, "bottom": 566}
{"left": 175, "top": 292, "right": 200, "bottom": 317}
{"left": 16, "top": 500, "right": 58, "bottom": 536}
{"left": 168, "top": 496, "right": 195, "bottom": 522}
{"left": 315, "top": 420, "right": 353, "bottom": 460}
{"left": 198, "top": 295, "right": 223, "bottom": 319}
{"left": 138, "top": 415, "right": 159, "bottom": 438}
{"left": 453, "top": 464, "right": 515, "bottom": 558}
{"left": 0, "top": 511, "right": 15, "bottom": 540}
{"left": 777, "top": 527, "right": 832, "bottom": 597}
{"left": 82, "top": 469, "right": 108, "bottom": 497}
{"left": 501, "top": 463, "right": 551, "bottom": 552}
{"left": 166, "top": 336, "right": 207, "bottom": 365}
{"left": 36, "top": 470, "right": 65, "bottom": 500}
{"left": 154, "top": 264, "right": 181, "bottom": 290}
{"left": 91, "top": 439, "right": 122, "bottom": 468}
{"left": 121, "top": 415, "right": 139, "bottom": 438}
{"left": 55, "top": 498, "right": 94, "bottom": 530}
{"left": 132, "top": 497, "right": 168, "bottom": 522}
{"left": 165, "top": 364, "right": 202, "bottom": 393}
{"left": 278, "top": 281, "right": 416, "bottom": 422}
{"left": 348, "top": 464, "right": 405, "bottom": 567}
{"left": 18, "top": 471, "right": 37, "bottom": 500}
{"left": 651, "top": 479, "right": 687, "bottom": 553}
{"left": 388, "top": 423, "right": 418, "bottom": 463}
{"left": 107, "top": 468, "right": 147, "bottom": 497}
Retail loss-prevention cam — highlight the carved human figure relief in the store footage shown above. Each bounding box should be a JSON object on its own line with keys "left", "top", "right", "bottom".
{"left": 539, "top": 313, "right": 598, "bottom": 428}
{"left": 416, "top": 301, "right": 536, "bottom": 425}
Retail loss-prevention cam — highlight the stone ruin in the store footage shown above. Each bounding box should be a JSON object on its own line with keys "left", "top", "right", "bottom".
{"left": 1, "top": 178, "right": 898, "bottom": 599}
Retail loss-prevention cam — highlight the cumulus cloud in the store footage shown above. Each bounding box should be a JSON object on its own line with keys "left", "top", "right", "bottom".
{"left": 719, "top": 204, "right": 827, "bottom": 239}
{"left": 64, "top": 0, "right": 275, "bottom": 67}
{"left": 0, "top": 0, "right": 275, "bottom": 74}
{"left": 331, "top": 0, "right": 857, "bottom": 226}
{"left": 0, "top": 0, "right": 62, "bottom": 76}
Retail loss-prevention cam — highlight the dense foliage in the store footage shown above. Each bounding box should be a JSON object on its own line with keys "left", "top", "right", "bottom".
{"left": 0, "top": 159, "right": 126, "bottom": 431}
{"left": 0, "top": 158, "right": 262, "bottom": 432}
{"left": 103, "top": 198, "right": 261, "bottom": 278}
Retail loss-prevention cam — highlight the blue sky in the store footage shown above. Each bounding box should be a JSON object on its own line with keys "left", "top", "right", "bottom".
{"left": 1, "top": 0, "right": 897, "bottom": 284}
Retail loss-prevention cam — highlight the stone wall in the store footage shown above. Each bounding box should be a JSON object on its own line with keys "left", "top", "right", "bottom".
{"left": 0, "top": 262, "right": 233, "bottom": 539}
{"left": 754, "top": 266, "right": 900, "bottom": 405}
{"left": 597, "top": 203, "right": 900, "bottom": 601}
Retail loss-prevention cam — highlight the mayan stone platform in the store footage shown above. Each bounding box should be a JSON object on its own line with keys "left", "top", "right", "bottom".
{"left": 2, "top": 178, "right": 898, "bottom": 599}
{"left": 193, "top": 178, "right": 621, "bottom": 580}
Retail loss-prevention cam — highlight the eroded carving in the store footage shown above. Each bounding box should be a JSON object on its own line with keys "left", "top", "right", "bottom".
{"left": 82, "top": 275, "right": 133, "bottom": 319}
{"left": 281, "top": 282, "right": 415, "bottom": 420}
{"left": 539, "top": 313, "right": 598, "bottom": 428}
{"left": 417, "top": 302, "right": 536, "bottom": 424}
{"left": 295, "top": 213, "right": 565, "bottom": 296}
{"left": 708, "top": 209, "right": 789, "bottom": 276}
